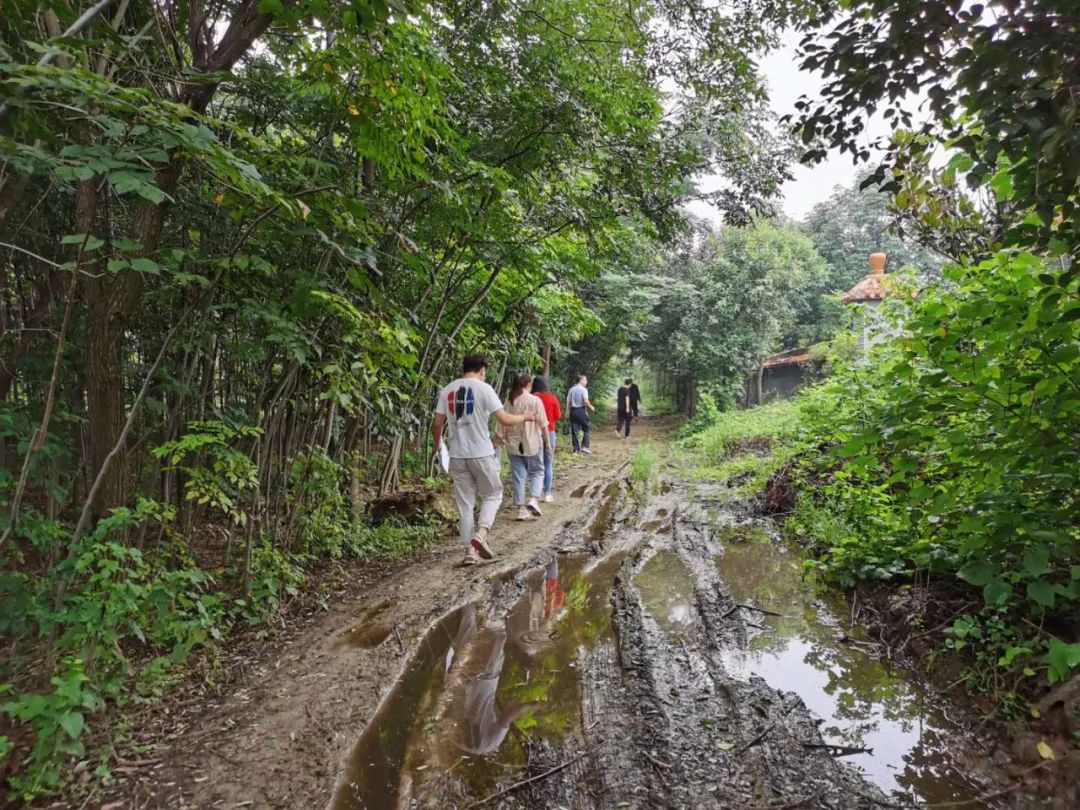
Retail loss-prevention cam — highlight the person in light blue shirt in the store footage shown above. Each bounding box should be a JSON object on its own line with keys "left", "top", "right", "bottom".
{"left": 565, "top": 375, "right": 595, "bottom": 454}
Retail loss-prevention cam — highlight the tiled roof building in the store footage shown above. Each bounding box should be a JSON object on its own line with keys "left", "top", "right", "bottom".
{"left": 841, "top": 252, "right": 889, "bottom": 304}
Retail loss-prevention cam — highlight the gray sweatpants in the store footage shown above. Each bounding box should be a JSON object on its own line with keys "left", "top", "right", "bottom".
{"left": 449, "top": 454, "right": 503, "bottom": 546}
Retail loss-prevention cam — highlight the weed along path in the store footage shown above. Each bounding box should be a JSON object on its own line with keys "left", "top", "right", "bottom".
{"left": 121, "top": 421, "right": 1020, "bottom": 809}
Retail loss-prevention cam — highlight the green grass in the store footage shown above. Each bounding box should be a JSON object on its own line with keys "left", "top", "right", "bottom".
{"left": 685, "top": 399, "right": 801, "bottom": 457}
{"left": 681, "top": 399, "right": 802, "bottom": 493}
{"left": 631, "top": 440, "right": 658, "bottom": 487}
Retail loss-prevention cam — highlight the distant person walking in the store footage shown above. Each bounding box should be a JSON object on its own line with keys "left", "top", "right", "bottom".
{"left": 532, "top": 375, "right": 561, "bottom": 502}
{"left": 616, "top": 379, "right": 632, "bottom": 438}
{"left": 629, "top": 379, "right": 642, "bottom": 418}
{"left": 501, "top": 372, "right": 549, "bottom": 521}
{"left": 566, "top": 375, "right": 595, "bottom": 454}
{"left": 433, "top": 355, "right": 535, "bottom": 565}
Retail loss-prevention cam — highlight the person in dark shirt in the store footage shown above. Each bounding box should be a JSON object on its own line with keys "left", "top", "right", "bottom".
{"left": 628, "top": 380, "right": 641, "bottom": 418}
{"left": 616, "top": 379, "right": 632, "bottom": 438}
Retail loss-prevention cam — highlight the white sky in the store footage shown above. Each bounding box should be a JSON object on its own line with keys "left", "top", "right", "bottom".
{"left": 683, "top": 30, "right": 893, "bottom": 225}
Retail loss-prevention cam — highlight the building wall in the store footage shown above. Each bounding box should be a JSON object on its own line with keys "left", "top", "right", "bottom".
{"left": 745, "top": 362, "right": 820, "bottom": 406}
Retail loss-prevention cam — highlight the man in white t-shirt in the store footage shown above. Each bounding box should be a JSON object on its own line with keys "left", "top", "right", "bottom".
{"left": 433, "top": 355, "right": 535, "bottom": 564}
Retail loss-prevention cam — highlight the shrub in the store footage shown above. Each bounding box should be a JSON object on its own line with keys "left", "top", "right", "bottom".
{"left": 793, "top": 250, "right": 1080, "bottom": 686}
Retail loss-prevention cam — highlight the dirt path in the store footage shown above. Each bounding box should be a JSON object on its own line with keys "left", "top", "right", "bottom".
{"left": 106, "top": 420, "right": 1041, "bottom": 810}
{"left": 115, "top": 420, "right": 656, "bottom": 809}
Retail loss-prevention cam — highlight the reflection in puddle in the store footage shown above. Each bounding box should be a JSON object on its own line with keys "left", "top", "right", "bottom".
{"left": 331, "top": 604, "right": 467, "bottom": 809}
{"left": 332, "top": 554, "right": 626, "bottom": 810}
{"left": 715, "top": 537, "right": 986, "bottom": 805}
{"left": 635, "top": 551, "right": 697, "bottom": 641}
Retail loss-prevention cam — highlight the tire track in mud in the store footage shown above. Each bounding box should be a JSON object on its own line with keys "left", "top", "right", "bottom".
{"left": 329, "top": 475, "right": 890, "bottom": 810}
{"left": 596, "top": 497, "right": 883, "bottom": 809}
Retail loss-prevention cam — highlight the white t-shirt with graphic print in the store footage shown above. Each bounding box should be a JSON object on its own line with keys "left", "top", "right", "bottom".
{"left": 435, "top": 377, "right": 504, "bottom": 459}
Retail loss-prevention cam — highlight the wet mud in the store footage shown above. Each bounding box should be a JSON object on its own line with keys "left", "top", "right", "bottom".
{"left": 337, "top": 598, "right": 396, "bottom": 648}
{"left": 586, "top": 482, "right": 621, "bottom": 545}
{"left": 331, "top": 553, "right": 629, "bottom": 810}
{"left": 327, "top": 475, "right": 1019, "bottom": 809}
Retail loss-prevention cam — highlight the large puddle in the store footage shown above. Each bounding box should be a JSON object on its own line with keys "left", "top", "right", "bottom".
{"left": 714, "top": 531, "right": 992, "bottom": 806}
{"left": 330, "top": 551, "right": 627, "bottom": 809}
{"left": 635, "top": 551, "right": 697, "bottom": 641}
{"left": 330, "top": 503, "right": 999, "bottom": 809}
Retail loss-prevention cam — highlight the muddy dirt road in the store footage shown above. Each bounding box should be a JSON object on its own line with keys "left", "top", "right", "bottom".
{"left": 121, "top": 421, "right": 1033, "bottom": 809}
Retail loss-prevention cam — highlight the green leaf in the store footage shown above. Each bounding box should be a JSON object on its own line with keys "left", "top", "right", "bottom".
{"left": 958, "top": 561, "right": 996, "bottom": 587}
{"left": 837, "top": 437, "right": 864, "bottom": 456}
{"left": 988, "top": 169, "right": 1014, "bottom": 201}
{"left": 59, "top": 711, "right": 85, "bottom": 740}
{"left": 983, "top": 578, "right": 1011, "bottom": 606}
{"left": 1043, "top": 639, "right": 1080, "bottom": 684}
{"left": 136, "top": 185, "right": 168, "bottom": 205}
{"left": 1022, "top": 546, "right": 1050, "bottom": 577}
{"left": 130, "top": 257, "right": 162, "bottom": 274}
{"left": 1026, "top": 579, "right": 1056, "bottom": 608}
{"left": 946, "top": 153, "right": 974, "bottom": 173}
{"left": 61, "top": 234, "right": 104, "bottom": 251}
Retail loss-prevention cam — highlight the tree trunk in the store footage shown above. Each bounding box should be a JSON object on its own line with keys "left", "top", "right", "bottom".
{"left": 84, "top": 305, "right": 130, "bottom": 516}
{"left": 0, "top": 272, "right": 59, "bottom": 401}
{"left": 321, "top": 400, "right": 336, "bottom": 453}
{"left": 379, "top": 435, "right": 403, "bottom": 496}
{"left": 350, "top": 451, "right": 363, "bottom": 523}
{"left": 77, "top": 3, "right": 278, "bottom": 519}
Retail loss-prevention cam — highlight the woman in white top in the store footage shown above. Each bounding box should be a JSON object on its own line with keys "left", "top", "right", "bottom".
{"left": 500, "top": 372, "right": 550, "bottom": 520}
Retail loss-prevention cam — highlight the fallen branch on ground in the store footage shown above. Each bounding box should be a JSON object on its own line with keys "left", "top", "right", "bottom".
{"left": 802, "top": 742, "right": 872, "bottom": 757}
{"left": 467, "top": 753, "right": 586, "bottom": 807}
{"left": 644, "top": 751, "right": 672, "bottom": 769}
{"left": 724, "top": 603, "right": 787, "bottom": 619}
{"left": 736, "top": 721, "right": 776, "bottom": 755}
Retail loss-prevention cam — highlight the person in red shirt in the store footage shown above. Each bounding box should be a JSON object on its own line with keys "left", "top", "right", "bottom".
{"left": 531, "top": 375, "right": 561, "bottom": 502}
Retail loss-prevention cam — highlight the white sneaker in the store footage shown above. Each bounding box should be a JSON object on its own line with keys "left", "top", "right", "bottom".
{"left": 517, "top": 507, "right": 531, "bottom": 521}
{"left": 470, "top": 533, "right": 494, "bottom": 560}
{"left": 582, "top": 448, "right": 592, "bottom": 455}
{"left": 543, "top": 493, "right": 554, "bottom": 503}
{"left": 527, "top": 498, "right": 542, "bottom": 516}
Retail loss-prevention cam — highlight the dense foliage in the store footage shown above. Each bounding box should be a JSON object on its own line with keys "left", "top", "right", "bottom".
{"left": 793, "top": 0, "right": 1078, "bottom": 252}
{"left": 779, "top": 0, "right": 1080, "bottom": 696}
{"left": 792, "top": 257, "right": 1080, "bottom": 690}
{"left": 639, "top": 219, "right": 830, "bottom": 411}
{"left": 803, "top": 170, "right": 943, "bottom": 288}
{"left": 0, "top": 0, "right": 798, "bottom": 799}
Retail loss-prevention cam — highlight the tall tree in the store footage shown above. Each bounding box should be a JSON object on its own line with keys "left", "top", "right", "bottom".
{"left": 802, "top": 170, "right": 944, "bottom": 290}
{"left": 639, "top": 218, "right": 828, "bottom": 411}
